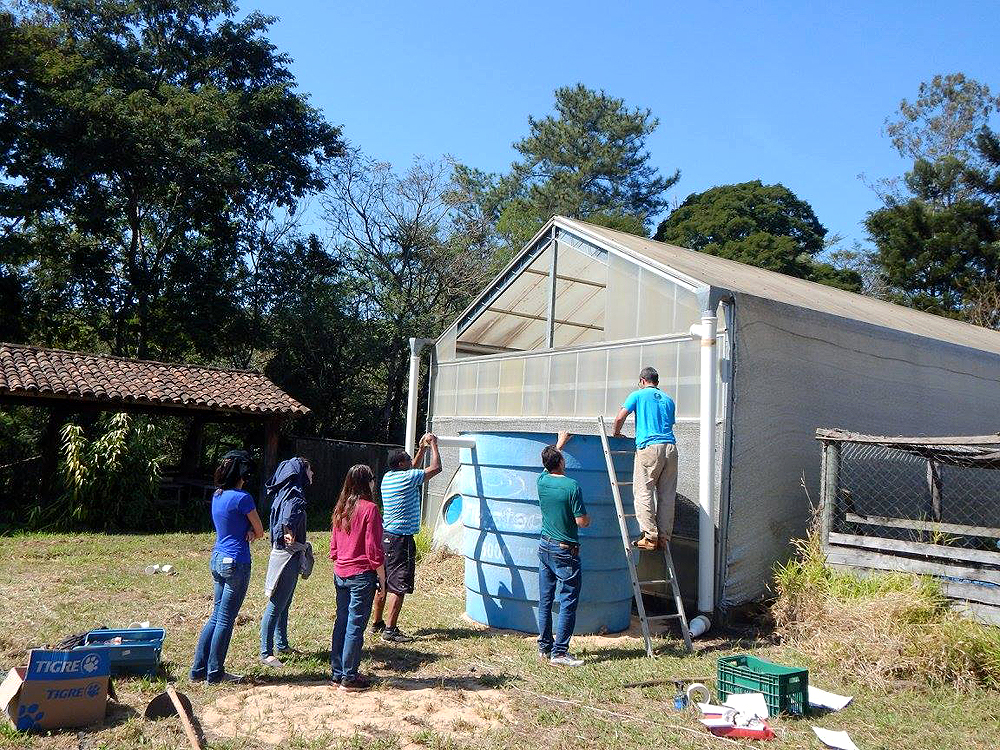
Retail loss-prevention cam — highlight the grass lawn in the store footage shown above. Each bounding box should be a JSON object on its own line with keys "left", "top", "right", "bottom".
{"left": 0, "top": 533, "right": 996, "bottom": 749}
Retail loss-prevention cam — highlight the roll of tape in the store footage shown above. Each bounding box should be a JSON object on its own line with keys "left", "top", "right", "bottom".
{"left": 686, "top": 682, "right": 711, "bottom": 705}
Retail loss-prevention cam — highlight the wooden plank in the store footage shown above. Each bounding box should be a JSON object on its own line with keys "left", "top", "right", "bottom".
{"left": 941, "top": 580, "right": 1000, "bottom": 607}
{"left": 828, "top": 532, "right": 1000, "bottom": 567}
{"left": 952, "top": 600, "right": 1000, "bottom": 626}
{"left": 824, "top": 547, "right": 1000, "bottom": 585}
{"left": 486, "top": 306, "right": 604, "bottom": 331}
{"left": 523, "top": 267, "right": 607, "bottom": 289}
{"left": 815, "top": 428, "right": 1000, "bottom": 446}
{"left": 844, "top": 512, "right": 1000, "bottom": 539}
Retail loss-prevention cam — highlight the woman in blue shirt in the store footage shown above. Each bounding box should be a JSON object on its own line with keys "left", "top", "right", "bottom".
{"left": 190, "top": 450, "right": 265, "bottom": 683}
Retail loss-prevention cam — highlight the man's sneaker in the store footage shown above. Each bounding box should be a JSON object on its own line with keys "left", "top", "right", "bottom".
{"left": 633, "top": 534, "right": 658, "bottom": 551}
{"left": 260, "top": 655, "right": 284, "bottom": 668}
{"left": 381, "top": 627, "right": 415, "bottom": 643}
{"left": 340, "top": 676, "right": 372, "bottom": 692}
{"left": 207, "top": 672, "right": 245, "bottom": 684}
{"left": 276, "top": 647, "right": 304, "bottom": 657}
{"left": 549, "top": 653, "right": 584, "bottom": 667}
{"left": 371, "top": 620, "right": 386, "bottom": 633}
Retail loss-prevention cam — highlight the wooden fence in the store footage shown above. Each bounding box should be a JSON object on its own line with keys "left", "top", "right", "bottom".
{"left": 817, "top": 429, "right": 1000, "bottom": 624}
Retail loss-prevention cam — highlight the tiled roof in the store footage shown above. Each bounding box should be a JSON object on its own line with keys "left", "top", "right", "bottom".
{"left": 0, "top": 342, "right": 309, "bottom": 417}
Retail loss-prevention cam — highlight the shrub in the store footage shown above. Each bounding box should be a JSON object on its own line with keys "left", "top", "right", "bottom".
{"left": 48, "top": 412, "right": 167, "bottom": 531}
{"left": 773, "top": 524, "right": 1000, "bottom": 692}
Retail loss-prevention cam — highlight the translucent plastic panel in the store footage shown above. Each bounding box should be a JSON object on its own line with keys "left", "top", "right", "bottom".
{"left": 675, "top": 285, "right": 702, "bottom": 332}
{"left": 547, "top": 351, "right": 578, "bottom": 416}
{"left": 575, "top": 348, "right": 608, "bottom": 418}
{"left": 455, "top": 362, "right": 479, "bottom": 416}
{"left": 457, "top": 248, "right": 551, "bottom": 353}
{"left": 605, "top": 345, "right": 642, "bottom": 415}
{"left": 437, "top": 323, "right": 457, "bottom": 361}
{"left": 675, "top": 338, "right": 700, "bottom": 418}
{"left": 521, "top": 355, "right": 550, "bottom": 416}
{"left": 434, "top": 364, "right": 456, "bottom": 417}
{"left": 605, "top": 253, "right": 639, "bottom": 341}
{"left": 475, "top": 359, "right": 500, "bottom": 416}
{"left": 636, "top": 269, "right": 677, "bottom": 337}
{"left": 639, "top": 340, "right": 681, "bottom": 399}
{"left": 497, "top": 357, "right": 525, "bottom": 416}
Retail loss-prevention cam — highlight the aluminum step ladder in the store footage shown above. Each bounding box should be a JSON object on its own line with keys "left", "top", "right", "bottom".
{"left": 597, "top": 416, "right": 694, "bottom": 656}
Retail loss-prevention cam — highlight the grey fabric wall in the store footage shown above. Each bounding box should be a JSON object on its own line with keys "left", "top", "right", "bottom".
{"left": 723, "top": 294, "right": 1000, "bottom": 607}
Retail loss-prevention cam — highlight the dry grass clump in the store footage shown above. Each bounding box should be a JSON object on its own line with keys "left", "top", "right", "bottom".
{"left": 773, "top": 529, "right": 1000, "bottom": 692}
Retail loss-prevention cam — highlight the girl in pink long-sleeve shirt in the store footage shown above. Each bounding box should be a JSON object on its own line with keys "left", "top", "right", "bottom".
{"left": 329, "top": 464, "right": 386, "bottom": 692}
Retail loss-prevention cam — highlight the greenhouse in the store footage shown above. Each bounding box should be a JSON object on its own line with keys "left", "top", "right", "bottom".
{"left": 419, "top": 215, "right": 1000, "bottom": 618}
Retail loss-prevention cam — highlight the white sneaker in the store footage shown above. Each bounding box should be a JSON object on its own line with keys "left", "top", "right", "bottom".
{"left": 260, "top": 655, "right": 284, "bottom": 668}
{"left": 549, "top": 653, "right": 584, "bottom": 667}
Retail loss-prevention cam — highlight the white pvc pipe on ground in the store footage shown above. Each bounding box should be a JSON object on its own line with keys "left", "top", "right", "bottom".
{"left": 695, "top": 313, "right": 719, "bottom": 614}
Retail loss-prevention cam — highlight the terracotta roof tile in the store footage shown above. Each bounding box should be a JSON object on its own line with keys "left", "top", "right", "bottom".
{"left": 0, "top": 343, "right": 309, "bottom": 417}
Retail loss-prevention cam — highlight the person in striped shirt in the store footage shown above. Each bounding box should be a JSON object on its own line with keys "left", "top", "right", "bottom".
{"left": 370, "top": 432, "right": 442, "bottom": 642}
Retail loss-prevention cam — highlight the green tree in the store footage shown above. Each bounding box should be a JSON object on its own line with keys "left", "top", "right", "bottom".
{"left": 322, "top": 151, "right": 502, "bottom": 442}
{"left": 867, "top": 75, "right": 1000, "bottom": 319}
{"left": 0, "top": 0, "right": 342, "bottom": 360}
{"left": 455, "top": 84, "right": 679, "bottom": 257}
{"left": 654, "top": 181, "right": 861, "bottom": 290}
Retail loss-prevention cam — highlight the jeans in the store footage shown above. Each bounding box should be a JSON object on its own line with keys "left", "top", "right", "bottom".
{"left": 191, "top": 552, "right": 251, "bottom": 682}
{"left": 537, "top": 539, "right": 582, "bottom": 657}
{"left": 331, "top": 570, "right": 377, "bottom": 681}
{"left": 260, "top": 552, "right": 300, "bottom": 657}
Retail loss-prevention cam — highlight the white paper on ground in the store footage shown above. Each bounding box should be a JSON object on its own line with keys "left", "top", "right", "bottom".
{"left": 812, "top": 726, "right": 860, "bottom": 750}
{"left": 699, "top": 717, "right": 736, "bottom": 729}
{"left": 809, "top": 686, "right": 854, "bottom": 711}
{"left": 697, "top": 702, "right": 731, "bottom": 715}
{"left": 722, "top": 692, "right": 770, "bottom": 719}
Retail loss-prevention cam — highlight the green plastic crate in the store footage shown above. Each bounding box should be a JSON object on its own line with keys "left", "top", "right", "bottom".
{"left": 716, "top": 654, "right": 808, "bottom": 715}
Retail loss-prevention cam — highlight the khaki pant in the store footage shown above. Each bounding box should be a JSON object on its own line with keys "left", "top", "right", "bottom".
{"left": 633, "top": 443, "right": 678, "bottom": 540}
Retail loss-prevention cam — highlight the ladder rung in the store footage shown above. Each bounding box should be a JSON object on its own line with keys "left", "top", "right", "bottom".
{"left": 610, "top": 450, "right": 635, "bottom": 454}
{"left": 645, "top": 614, "right": 683, "bottom": 621}
{"left": 622, "top": 513, "right": 636, "bottom": 518}
{"left": 638, "top": 579, "right": 670, "bottom": 585}
{"left": 615, "top": 481, "right": 633, "bottom": 485}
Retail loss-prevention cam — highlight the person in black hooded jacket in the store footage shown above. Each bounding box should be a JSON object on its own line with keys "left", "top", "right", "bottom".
{"left": 259, "top": 456, "right": 313, "bottom": 667}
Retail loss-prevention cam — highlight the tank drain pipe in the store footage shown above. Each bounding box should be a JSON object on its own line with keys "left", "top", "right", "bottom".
{"left": 404, "top": 337, "right": 435, "bottom": 456}
{"left": 690, "top": 312, "right": 719, "bottom": 616}
{"left": 435, "top": 435, "right": 477, "bottom": 450}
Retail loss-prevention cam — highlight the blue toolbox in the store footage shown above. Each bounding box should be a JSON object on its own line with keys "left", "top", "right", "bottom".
{"left": 73, "top": 628, "right": 165, "bottom": 677}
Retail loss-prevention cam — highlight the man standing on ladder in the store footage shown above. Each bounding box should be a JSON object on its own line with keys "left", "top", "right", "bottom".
{"left": 613, "top": 366, "right": 678, "bottom": 551}
{"left": 537, "top": 431, "right": 590, "bottom": 667}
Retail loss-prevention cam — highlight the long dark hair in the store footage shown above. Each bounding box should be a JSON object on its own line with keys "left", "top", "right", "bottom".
{"left": 214, "top": 450, "right": 251, "bottom": 495}
{"left": 332, "top": 464, "right": 374, "bottom": 532}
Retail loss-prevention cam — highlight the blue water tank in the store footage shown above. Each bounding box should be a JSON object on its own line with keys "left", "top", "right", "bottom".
{"left": 460, "top": 432, "right": 638, "bottom": 634}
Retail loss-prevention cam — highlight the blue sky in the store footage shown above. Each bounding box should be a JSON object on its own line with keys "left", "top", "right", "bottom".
{"left": 248, "top": 0, "right": 999, "bottom": 250}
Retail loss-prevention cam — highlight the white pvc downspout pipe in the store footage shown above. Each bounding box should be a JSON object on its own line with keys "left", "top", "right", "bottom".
{"left": 404, "top": 337, "right": 434, "bottom": 456}
{"left": 690, "top": 312, "right": 719, "bottom": 614}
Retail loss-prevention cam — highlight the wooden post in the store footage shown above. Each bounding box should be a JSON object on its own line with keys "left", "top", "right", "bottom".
{"left": 926, "top": 459, "right": 943, "bottom": 523}
{"left": 261, "top": 417, "right": 281, "bottom": 503}
{"left": 820, "top": 441, "right": 840, "bottom": 545}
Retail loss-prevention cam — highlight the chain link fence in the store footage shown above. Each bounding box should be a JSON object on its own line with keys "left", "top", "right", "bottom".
{"left": 817, "top": 429, "right": 1000, "bottom": 619}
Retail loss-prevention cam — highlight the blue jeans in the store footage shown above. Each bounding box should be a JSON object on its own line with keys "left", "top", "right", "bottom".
{"left": 537, "top": 539, "right": 582, "bottom": 657}
{"left": 191, "top": 552, "right": 251, "bottom": 682}
{"left": 331, "top": 570, "right": 377, "bottom": 681}
{"left": 260, "top": 552, "right": 300, "bottom": 657}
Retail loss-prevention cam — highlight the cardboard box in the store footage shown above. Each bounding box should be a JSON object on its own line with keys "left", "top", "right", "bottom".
{"left": 0, "top": 648, "right": 111, "bottom": 731}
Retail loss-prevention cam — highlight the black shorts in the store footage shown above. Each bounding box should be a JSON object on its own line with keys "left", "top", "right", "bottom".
{"left": 383, "top": 532, "right": 416, "bottom": 595}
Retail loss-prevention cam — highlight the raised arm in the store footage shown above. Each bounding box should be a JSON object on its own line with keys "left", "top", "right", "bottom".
{"left": 246, "top": 508, "right": 265, "bottom": 542}
{"left": 423, "top": 434, "right": 442, "bottom": 481}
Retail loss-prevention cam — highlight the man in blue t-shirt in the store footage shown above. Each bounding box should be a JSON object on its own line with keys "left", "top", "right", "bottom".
{"left": 613, "top": 366, "right": 678, "bottom": 551}
{"left": 371, "top": 433, "right": 442, "bottom": 643}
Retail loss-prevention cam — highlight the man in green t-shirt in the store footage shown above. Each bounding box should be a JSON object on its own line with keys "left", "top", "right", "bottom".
{"left": 536, "top": 431, "right": 590, "bottom": 667}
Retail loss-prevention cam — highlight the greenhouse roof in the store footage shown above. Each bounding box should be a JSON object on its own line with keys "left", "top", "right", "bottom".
{"left": 549, "top": 217, "right": 1000, "bottom": 357}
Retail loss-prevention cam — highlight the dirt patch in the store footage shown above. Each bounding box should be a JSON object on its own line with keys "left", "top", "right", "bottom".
{"left": 200, "top": 678, "right": 509, "bottom": 746}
